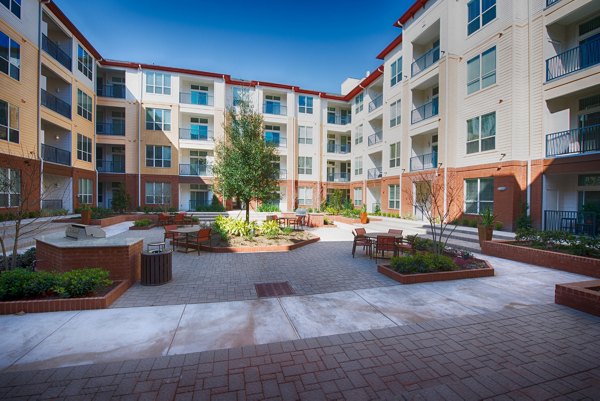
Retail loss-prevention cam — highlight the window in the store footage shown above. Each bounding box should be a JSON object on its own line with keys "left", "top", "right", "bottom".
{"left": 145, "top": 182, "right": 171, "bottom": 205}
{"left": 298, "top": 95, "right": 313, "bottom": 114}
{"left": 390, "top": 57, "right": 402, "bottom": 86}
{"left": 264, "top": 124, "right": 281, "bottom": 145}
{"left": 77, "top": 89, "right": 92, "bottom": 121}
{"left": 298, "top": 126, "right": 313, "bottom": 144}
{"left": 233, "top": 87, "right": 250, "bottom": 106}
{"left": 466, "top": 112, "right": 496, "bottom": 154}
{"left": 146, "top": 145, "right": 171, "bottom": 168}
{"left": 355, "top": 124, "right": 363, "bottom": 145}
{"left": 145, "top": 71, "right": 171, "bottom": 95}
{"left": 1, "top": 0, "right": 20, "bottom": 18}
{"left": 77, "top": 134, "right": 92, "bottom": 162}
{"left": 0, "top": 99, "right": 19, "bottom": 143}
{"left": 390, "top": 100, "right": 401, "bottom": 127}
{"left": 77, "top": 45, "right": 93, "bottom": 80}
{"left": 0, "top": 30, "right": 20, "bottom": 80}
{"left": 578, "top": 174, "right": 600, "bottom": 186}
{"left": 390, "top": 142, "right": 401, "bottom": 168}
{"left": 354, "top": 187, "right": 363, "bottom": 206}
{"left": 0, "top": 167, "right": 20, "bottom": 207}
{"left": 467, "top": 47, "right": 496, "bottom": 94}
{"left": 145, "top": 108, "right": 171, "bottom": 131}
{"left": 298, "top": 156, "right": 312, "bottom": 175}
{"left": 354, "top": 93, "right": 363, "bottom": 114}
{"left": 465, "top": 178, "right": 494, "bottom": 214}
{"left": 354, "top": 156, "right": 363, "bottom": 175}
{"left": 468, "top": 0, "right": 496, "bottom": 35}
{"left": 78, "top": 178, "right": 93, "bottom": 205}
{"left": 298, "top": 187, "right": 313, "bottom": 205}
{"left": 388, "top": 185, "right": 400, "bottom": 209}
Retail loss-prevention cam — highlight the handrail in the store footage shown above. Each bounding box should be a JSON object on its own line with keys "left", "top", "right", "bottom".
{"left": 179, "top": 127, "right": 214, "bottom": 141}
{"left": 41, "top": 89, "right": 71, "bottom": 119}
{"left": 179, "top": 92, "right": 214, "bottom": 106}
{"left": 368, "top": 130, "right": 383, "bottom": 146}
{"left": 96, "top": 122, "right": 125, "bottom": 136}
{"left": 409, "top": 151, "right": 438, "bottom": 171}
{"left": 411, "top": 46, "right": 440, "bottom": 77}
{"left": 546, "top": 124, "right": 600, "bottom": 157}
{"left": 368, "top": 94, "right": 383, "bottom": 113}
{"left": 42, "top": 34, "right": 72, "bottom": 70}
{"left": 546, "top": 37, "right": 600, "bottom": 81}
{"left": 41, "top": 143, "right": 71, "bottom": 166}
{"left": 411, "top": 98, "right": 439, "bottom": 124}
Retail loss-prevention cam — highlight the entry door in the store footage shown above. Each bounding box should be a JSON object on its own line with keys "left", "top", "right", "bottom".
{"left": 413, "top": 181, "right": 431, "bottom": 221}
{"left": 190, "top": 191, "right": 208, "bottom": 210}
{"left": 327, "top": 162, "right": 335, "bottom": 182}
{"left": 190, "top": 151, "right": 207, "bottom": 176}
{"left": 580, "top": 32, "right": 600, "bottom": 70}
{"left": 327, "top": 134, "right": 336, "bottom": 153}
{"left": 340, "top": 162, "right": 350, "bottom": 181}
{"left": 340, "top": 135, "right": 350, "bottom": 153}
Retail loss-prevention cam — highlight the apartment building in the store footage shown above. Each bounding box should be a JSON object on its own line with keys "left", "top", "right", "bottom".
{"left": 0, "top": 0, "right": 598, "bottom": 232}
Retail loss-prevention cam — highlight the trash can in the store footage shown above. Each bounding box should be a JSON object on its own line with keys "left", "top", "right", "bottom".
{"left": 141, "top": 242, "right": 172, "bottom": 286}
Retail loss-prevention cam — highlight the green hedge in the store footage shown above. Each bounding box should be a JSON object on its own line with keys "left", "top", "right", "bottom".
{"left": 389, "top": 253, "right": 458, "bottom": 274}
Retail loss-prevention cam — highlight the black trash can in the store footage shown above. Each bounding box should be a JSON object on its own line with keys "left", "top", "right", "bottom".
{"left": 141, "top": 243, "right": 172, "bottom": 286}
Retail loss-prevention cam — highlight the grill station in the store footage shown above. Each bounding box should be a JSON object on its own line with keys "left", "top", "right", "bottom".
{"left": 65, "top": 224, "right": 107, "bottom": 240}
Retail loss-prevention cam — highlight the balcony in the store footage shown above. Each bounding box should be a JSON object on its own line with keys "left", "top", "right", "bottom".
{"left": 179, "top": 164, "right": 213, "bottom": 176}
{"left": 544, "top": 210, "right": 597, "bottom": 236}
{"left": 367, "top": 168, "right": 382, "bottom": 179}
{"left": 410, "top": 151, "right": 438, "bottom": 171}
{"left": 263, "top": 102, "right": 287, "bottom": 116}
{"left": 97, "top": 122, "right": 125, "bottom": 136}
{"left": 41, "top": 89, "right": 71, "bottom": 119}
{"left": 179, "top": 92, "right": 214, "bottom": 106}
{"left": 97, "top": 84, "right": 125, "bottom": 99}
{"left": 327, "top": 114, "right": 352, "bottom": 125}
{"left": 368, "top": 130, "right": 383, "bottom": 146}
{"left": 327, "top": 172, "right": 350, "bottom": 182}
{"left": 179, "top": 127, "right": 214, "bottom": 141}
{"left": 411, "top": 46, "right": 440, "bottom": 77}
{"left": 368, "top": 95, "right": 383, "bottom": 113}
{"left": 411, "top": 98, "right": 439, "bottom": 124}
{"left": 326, "top": 143, "right": 351, "bottom": 154}
{"left": 546, "top": 124, "right": 600, "bottom": 157}
{"left": 42, "top": 34, "right": 72, "bottom": 71}
{"left": 265, "top": 137, "right": 287, "bottom": 148}
{"left": 546, "top": 37, "right": 600, "bottom": 81}
{"left": 546, "top": 0, "right": 560, "bottom": 7}
{"left": 41, "top": 143, "right": 71, "bottom": 166}
{"left": 96, "top": 160, "right": 125, "bottom": 173}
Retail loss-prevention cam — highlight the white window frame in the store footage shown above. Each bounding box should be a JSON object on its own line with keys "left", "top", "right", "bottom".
{"left": 298, "top": 156, "right": 312, "bottom": 175}
{"left": 145, "top": 71, "right": 171, "bottom": 95}
{"left": 78, "top": 178, "right": 93, "bottom": 205}
{"left": 146, "top": 145, "right": 172, "bottom": 168}
{"left": 388, "top": 184, "right": 400, "bottom": 209}
{"left": 77, "top": 45, "right": 93, "bottom": 80}
{"left": 464, "top": 178, "right": 494, "bottom": 214}
{"left": 467, "top": 0, "right": 496, "bottom": 36}
{"left": 77, "top": 133, "right": 92, "bottom": 162}
{"left": 467, "top": 46, "right": 496, "bottom": 95}
{"left": 390, "top": 100, "right": 401, "bottom": 127}
{"left": 145, "top": 182, "right": 171, "bottom": 205}
{"left": 354, "top": 156, "right": 363, "bottom": 175}
{"left": 1, "top": 0, "right": 21, "bottom": 18}
{"left": 354, "top": 93, "right": 364, "bottom": 114}
{"left": 298, "top": 186, "right": 313, "bottom": 206}
{"left": 466, "top": 112, "right": 496, "bottom": 154}
{"left": 390, "top": 142, "right": 401, "bottom": 168}
{"left": 0, "top": 30, "right": 20, "bottom": 80}
{"left": 390, "top": 57, "right": 402, "bottom": 86}
{"left": 0, "top": 167, "right": 20, "bottom": 207}
{"left": 145, "top": 108, "right": 171, "bottom": 131}
{"left": 0, "top": 99, "right": 19, "bottom": 143}
{"left": 355, "top": 124, "right": 363, "bottom": 145}
{"left": 298, "top": 95, "right": 313, "bottom": 114}
{"left": 77, "top": 89, "right": 92, "bottom": 121}
{"left": 353, "top": 187, "right": 363, "bottom": 206}
{"left": 298, "top": 126, "right": 313, "bottom": 144}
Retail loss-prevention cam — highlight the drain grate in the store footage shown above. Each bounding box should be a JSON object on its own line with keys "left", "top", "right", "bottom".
{"left": 255, "top": 282, "right": 295, "bottom": 298}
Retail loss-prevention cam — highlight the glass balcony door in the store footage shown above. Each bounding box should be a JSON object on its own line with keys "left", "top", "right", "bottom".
{"left": 190, "top": 124, "right": 209, "bottom": 140}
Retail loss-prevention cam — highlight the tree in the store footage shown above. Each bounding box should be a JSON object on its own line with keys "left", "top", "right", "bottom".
{"left": 111, "top": 183, "right": 131, "bottom": 213}
{"left": 212, "top": 98, "right": 279, "bottom": 223}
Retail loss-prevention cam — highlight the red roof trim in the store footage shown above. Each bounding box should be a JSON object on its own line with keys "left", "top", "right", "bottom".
{"left": 46, "top": 1, "right": 102, "bottom": 60}
{"left": 341, "top": 65, "right": 384, "bottom": 101}
{"left": 394, "top": 0, "right": 428, "bottom": 27}
{"left": 100, "top": 60, "right": 226, "bottom": 79}
{"left": 376, "top": 34, "right": 403, "bottom": 60}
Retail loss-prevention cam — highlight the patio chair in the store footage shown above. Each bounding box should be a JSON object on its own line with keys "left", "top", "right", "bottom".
{"left": 164, "top": 225, "right": 183, "bottom": 243}
{"left": 388, "top": 229, "right": 404, "bottom": 244}
{"left": 173, "top": 213, "right": 185, "bottom": 226}
{"left": 176, "top": 228, "right": 212, "bottom": 255}
{"left": 157, "top": 213, "right": 171, "bottom": 226}
{"left": 352, "top": 228, "right": 372, "bottom": 258}
{"left": 293, "top": 215, "right": 304, "bottom": 230}
{"left": 374, "top": 235, "right": 398, "bottom": 262}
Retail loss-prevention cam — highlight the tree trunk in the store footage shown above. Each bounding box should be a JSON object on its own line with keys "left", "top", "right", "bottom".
{"left": 0, "top": 237, "right": 7, "bottom": 271}
{"left": 245, "top": 200, "right": 250, "bottom": 223}
{"left": 11, "top": 221, "right": 20, "bottom": 270}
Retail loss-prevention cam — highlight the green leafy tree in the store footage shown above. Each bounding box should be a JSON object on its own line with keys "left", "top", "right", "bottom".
{"left": 212, "top": 98, "right": 279, "bottom": 223}
{"left": 111, "top": 183, "right": 131, "bottom": 214}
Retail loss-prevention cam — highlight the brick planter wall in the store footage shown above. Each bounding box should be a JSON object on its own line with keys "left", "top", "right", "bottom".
{"left": 331, "top": 215, "right": 361, "bottom": 225}
{"left": 92, "top": 214, "right": 158, "bottom": 227}
{"left": 199, "top": 236, "right": 320, "bottom": 253}
{"left": 306, "top": 213, "right": 324, "bottom": 227}
{"left": 482, "top": 240, "right": 600, "bottom": 278}
{"left": 555, "top": 280, "right": 600, "bottom": 317}
{"left": 377, "top": 260, "right": 494, "bottom": 284}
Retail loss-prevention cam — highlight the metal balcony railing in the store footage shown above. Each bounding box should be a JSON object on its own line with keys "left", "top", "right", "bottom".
{"left": 546, "top": 0, "right": 560, "bottom": 7}
{"left": 368, "top": 130, "right": 383, "bottom": 146}
{"left": 411, "top": 46, "right": 440, "bottom": 77}
{"left": 327, "top": 114, "right": 352, "bottom": 125}
{"left": 96, "top": 160, "right": 125, "bottom": 173}
{"left": 410, "top": 151, "right": 438, "bottom": 171}
{"left": 368, "top": 94, "right": 383, "bottom": 113}
{"left": 97, "top": 84, "right": 125, "bottom": 99}
{"left": 411, "top": 98, "right": 439, "bottom": 124}
{"left": 367, "top": 168, "right": 382, "bottom": 179}
{"left": 179, "top": 163, "right": 213, "bottom": 176}
{"left": 546, "top": 37, "right": 600, "bottom": 81}
{"left": 544, "top": 210, "right": 597, "bottom": 236}
{"left": 326, "top": 172, "right": 351, "bottom": 182}
{"left": 42, "top": 199, "right": 63, "bottom": 210}
{"left": 179, "top": 92, "right": 214, "bottom": 106}
{"left": 42, "top": 34, "right": 72, "bottom": 71}
{"left": 546, "top": 124, "right": 600, "bottom": 157}
{"left": 179, "top": 127, "right": 214, "bottom": 141}
{"left": 326, "top": 143, "right": 351, "bottom": 154}
{"left": 265, "top": 137, "right": 287, "bottom": 148}
{"left": 41, "top": 143, "right": 71, "bottom": 166}
{"left": 41, "top": 89, "right": 71, "bottom": 119}
{"left": 96, "top": 122, "right": 125, "bottom": 136}
{"left": 263, "top": 102, "right": 287, "bottom": 116}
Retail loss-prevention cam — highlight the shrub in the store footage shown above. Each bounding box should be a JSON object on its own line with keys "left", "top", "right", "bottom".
{"left": 133, "top": 218, "right": 153, "bottom": 227}
{"left": 213, "top": 216, "right": 257, "bottom": 237}
{"left": 0, "top": 247, "right": 37, "bottom": 271}
{"left": 52, "top": 268, "right": 112, "bottom": 298}
{"left": 259, "top": 220, "right": 281, "bottom": 237}
{"left": 196, "top": 196, "right": 226, "bottom": 212}
{"left": 515, "top": 202, "right": 532, "bottom": 231}
{"left": 257, "top": 204, "right": 280, "bottom": 213}
{"left": 390, "top": 253, "right": 458, "bottom": 274}
{"left": 494, "top": 222, "right": 503, "bottom": 231}
{"left": 91, "top": 207, "right": 113, "bottom": 219}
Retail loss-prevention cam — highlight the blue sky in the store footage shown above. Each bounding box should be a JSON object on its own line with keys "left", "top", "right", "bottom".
{"left": 55, "top": 0, "right": 413, "bottom": 94}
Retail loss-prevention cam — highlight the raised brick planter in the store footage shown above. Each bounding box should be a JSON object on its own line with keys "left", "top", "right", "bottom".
{"left": 55, "top": 214, "right": 158, "bottom": 227}
{"left": 198, "top": 236, "right": 320, "bottom": 253}
{"left": 482, "top": 240, "right": 600, "bottom": 278}
{"left": 129, "top": 224, "right": 157, "bottom": 230}
{"left": 331, "top": 215, "right": 362, "bottom": 224}
{"left": 555, "top": 280, "right": 600, "bottom": 317}
{"left": 377, "top": 260, "right": 494, "bottom": 284}
{"left": 0, "top": 280, "right": 129, "bottom": 315}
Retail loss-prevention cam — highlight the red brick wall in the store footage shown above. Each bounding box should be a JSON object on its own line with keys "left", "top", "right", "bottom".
{"left": 555, "top": 280, "right": 600, "bottom": 317}
{"left": 140, "top": 174, "right": 180, "bottom": 209}
{"left": 73, "top": 168, "right": 97, "bottom": 210}
{"left": 0, "top": 155, "right": 41, "bottom": 214}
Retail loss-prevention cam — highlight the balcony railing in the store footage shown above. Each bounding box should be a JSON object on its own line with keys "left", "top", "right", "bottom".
{"left": 263, "top": 102, "right": 287, "bottom": 116}
{"left": 544, "top": 210, "right": 597, "bottom": 236}
{"left": 410, "top": 151, "right": 437, "bottom": 171}
{"left": 411, "top": 46, "right": 440, "bottom": 77}
{"left": 41, "top": 89, "right": 71, "bottom": 119}
{"left": 546, "top": 124, "right": 600, "bottom": 157}
{"left": 367, "top": 167, "right": 382, "bottom": 179}
{"left": 97, "top": 84, "right": 125, "bottom": 99}
{"left": 326, "top": 143, "right": 351, "bottom": 154}
{"left": 368, "top": 94, "right": 383, "bottom": 113}
{"left": 327, "top": 114, "right": 352, "bottom": 125}
{"left": 42, "top": 34, "right": 72, "bottom": 71}
{"left": 368, "top": 130, "right": 383, "bottom": 146}
{"left": 189, "top": 199, "right": 211, "bottom": 211}
{"left": 179, "top": 127, "right": 214, "bottom": 141}
{"left": 179, "top": 92, "right": 214, "bottom": 106}
{"left": 546, "top": 37, "right": 600, "bottom": 81}
{"left": 327, "top": 172, "right": 351, "bottom": 182}
{"left": 42, "top": 199, "right": 63, "bottom": 210}
{"left": 274, "top": 169, "right": 287, "bottom": 180}
{"left": 179, "top": 163, "right": 213, "bottom": 176}
{"left": 265, "top": 137, "right": 287, "bottom": 148}
{"left": 96, "top": 160, "right": 125, "bottom": 173}
{"left": 41, "top": 143, "right": 71, "bottom": 166}
{"left": 546, "top": 0, "right": 561, "bottom": 7}
{"left": 411, "top": 98, "right": 439, "bottom": 124}
{"left": 97, "top": 122, "right": 125, "bottom": 136}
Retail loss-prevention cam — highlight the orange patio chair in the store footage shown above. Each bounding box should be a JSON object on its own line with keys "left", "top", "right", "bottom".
{"left": 374, "top": 235, "right": 398, "bottom": 262}
{"left": 352, "top": 228, "right": 372, "bottom": 258}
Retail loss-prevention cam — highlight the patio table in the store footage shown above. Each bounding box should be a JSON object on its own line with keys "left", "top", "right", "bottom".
{"left": 170, "top": 225, "right": 201, "bottom": 253}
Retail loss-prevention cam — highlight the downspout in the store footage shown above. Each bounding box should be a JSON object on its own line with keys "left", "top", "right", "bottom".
{"left": 38, "top": 1, "right": 46, "bottom": 210}
{"left": 527, "top": 0, "right": 533, "bottom": 219}
{"left": 138, "top": 64, "right": 142, "bottom": 207}
{"left": 442, "top": 49, "right": 450, "bottom": 221}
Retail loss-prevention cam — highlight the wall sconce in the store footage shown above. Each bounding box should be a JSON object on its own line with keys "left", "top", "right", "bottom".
{"left": 440, "top": 50, "right": 446, "bottom": 56}
{"left": 498, "top": 186, "right": 507, "bottom": 192}
{"left": 500, "top": 153, "right": 506, "bottom": 161}
{"left": 438, "top": 163, "right": 443, "bottom": 168}
{"left": 401, "top": 168, "right": 406, "bottom": 173}
{"left": 55, "top": 135, "right": 60, "bottom": 140}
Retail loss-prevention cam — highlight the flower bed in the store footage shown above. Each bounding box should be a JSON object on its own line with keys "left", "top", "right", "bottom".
{"left": 199, "top": 235, "right": 320, "bottom": 253}
{"left": 555, "top": 280, "right": 600, "bottom": 317}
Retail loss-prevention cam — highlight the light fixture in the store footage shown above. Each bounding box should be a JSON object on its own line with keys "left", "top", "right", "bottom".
{"left": 55, "top": 135, "right": 60, "bottom": 140}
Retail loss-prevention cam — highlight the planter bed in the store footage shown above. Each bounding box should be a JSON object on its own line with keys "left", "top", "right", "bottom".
{"left": 482, "top": 240, "right": 600, "bottom": 278}
{"left": 54, "top": 214, "right": 158, "bottom": 227}
{"left": 331, "top": 215, "right": 361, "bottom": 224}
{"left": 129, "top": 224, "right": 156, "bottom": 231}
{"left": 555, "top": 280, "right": 600, "bottom": 317}
{"left": 199, "top": 236, "right": 320, "bottom": 253}
{"left": 378, "top": 259, "right": 494, "bottom": 284}
{"left": 0, "top": 280, "right": 129, "bottom": 315}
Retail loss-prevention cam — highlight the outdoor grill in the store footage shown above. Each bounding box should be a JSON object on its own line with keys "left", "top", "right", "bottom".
{"left": 65, "top": 224, "right": 107, "bottom": 240}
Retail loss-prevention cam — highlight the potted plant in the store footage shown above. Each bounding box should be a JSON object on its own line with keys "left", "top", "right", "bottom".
{"left": 477, "top": 208, "right": 496, "bottom": 246}
{"left": 80, "top": 204, "right": 92, "bottom": 225}
{"left": 360, "top": 204, "right": 368, "bottom": 224}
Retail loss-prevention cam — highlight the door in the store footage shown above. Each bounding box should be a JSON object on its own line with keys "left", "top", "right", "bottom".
{"left": 580, "top": 32, "right": 600, "bottom": 70}
{"left": 190, "top": 191, "right": 209, "bottom": 211}
{"left": 413, "top": 181, "right": 431, "bottom": 221}
{"left": 191, "top": 85, "right": 209, "bottom": 105}
{"left": 340, "top": 162, "right": 350, "bottom": 181}
{"left": 112, "top": 153, "right": 125, "bottom": 173}
{"left": 340, "top": 135, "right": 350, "bottom": 153}
{"left": 327, "top": 162, "right": 335, "bottom": 182}
{"left": 341, "top": 109, "right": 350, "bottom": 124}
{"left": 327, "top": 134, "right": 336, "bottom": 153}
{"left": 190, "top": 151, "right": 207, "bottom": 176}
{"left": 327, "top": 107, "right": 336, "bottom": 124}
{"left": 96, "top": 146, "right": 104, "bottom": 170}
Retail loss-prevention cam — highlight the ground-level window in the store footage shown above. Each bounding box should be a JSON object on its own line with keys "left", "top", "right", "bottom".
{"left": 145, "top": 182, "right": 171, "bottom": 205}
{"left": 78, "top": 178, "right": 93, "bottom": 205}
{"left": 0, "top": 99, "right": 19, "bottom": 143}
{"left": 464, "top": 178, "right": 494, "bottom": 214}
{"left": 298, "top": 187, "right": 312, "bottom": 206}
{"left": 354, "top": 187, "right": 363, "bottom": 206}
{"left": 0, "top": 167, "right": 20, "bottom": 207}
{"left": 388, "top": 184, "right": 400, "bottom": 209}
